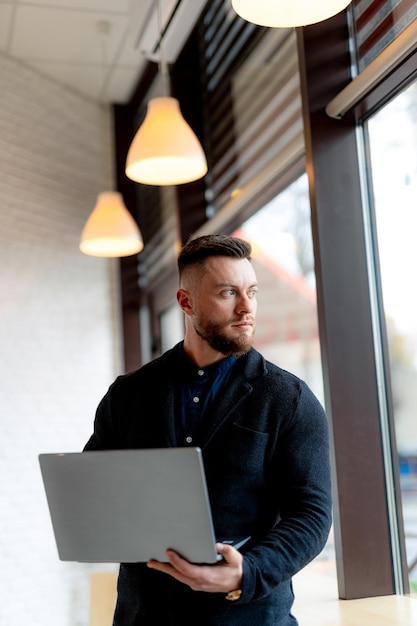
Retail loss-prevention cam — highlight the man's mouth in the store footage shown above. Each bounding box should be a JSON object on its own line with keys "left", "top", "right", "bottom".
{"left": 232, "top": 319, "right": 254, "bottom": 329}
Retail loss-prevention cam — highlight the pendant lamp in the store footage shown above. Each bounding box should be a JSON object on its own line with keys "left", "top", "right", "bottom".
{"left": 125, "top": 96, "right": 208, "bottom": 185}
{"left": 125, "top": 0, "right": 208, "bottom": 186}
{"left": 80, "top": 191, "right": 143, "bottom": 257}
{"left": 231, "top": 0, "right": 352, "bottom": 28}
{"left": 80, "top": 21, "right": 144, "bottom": 258}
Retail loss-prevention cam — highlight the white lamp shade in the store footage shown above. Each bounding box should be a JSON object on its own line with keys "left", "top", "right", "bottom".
{"left": 125, "top": 97, "right": 208, "bottom": 186}
{"left": 80, "top": 191, "right": 143, "bottom": 258}
{"left": 231, "top": 0, "right": 352, "bottom": 27}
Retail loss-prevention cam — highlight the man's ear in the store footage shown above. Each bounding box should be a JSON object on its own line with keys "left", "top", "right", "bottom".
{"left": 176, "top": 288, "right": 193, "bottom": 315}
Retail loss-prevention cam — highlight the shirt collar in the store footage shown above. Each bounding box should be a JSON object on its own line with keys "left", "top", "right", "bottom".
{"left": 179, "top": 345, "right": 237, "bottom": 380}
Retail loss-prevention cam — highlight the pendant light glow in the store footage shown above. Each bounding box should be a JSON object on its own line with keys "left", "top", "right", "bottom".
{"left": 80, "top": 191, "right": 143, "bottom": 258}
{"left": 231, "top": 0, "right": 352, "bottom": 28}
{"left": 125, "top": 96, "right": 208, "bottom": 186}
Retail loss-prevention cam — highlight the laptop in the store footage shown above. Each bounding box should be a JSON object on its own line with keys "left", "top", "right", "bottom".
{"left": 39, "top": 447, "right": 248, "bottom": 564}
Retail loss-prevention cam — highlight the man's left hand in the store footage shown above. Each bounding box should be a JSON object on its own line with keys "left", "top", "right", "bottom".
{"left": 147, "top": 542, "right": 243, "bottom": 594}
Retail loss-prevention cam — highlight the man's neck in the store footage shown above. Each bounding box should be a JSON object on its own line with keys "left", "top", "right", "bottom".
{"left": 182, "top": 337, "right": 225, "bottom": 369}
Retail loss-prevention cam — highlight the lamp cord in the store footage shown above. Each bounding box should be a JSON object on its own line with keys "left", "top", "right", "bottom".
{"left": 156, "top": 0, "right": 170, "bottom": 97}
{"left": 97, "top": 20, "right": 112, "bottom": 189}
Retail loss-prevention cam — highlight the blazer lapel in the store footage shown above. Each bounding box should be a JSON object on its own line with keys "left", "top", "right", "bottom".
{"left": 197, "top": 376, "right": 253, "bottom": 448}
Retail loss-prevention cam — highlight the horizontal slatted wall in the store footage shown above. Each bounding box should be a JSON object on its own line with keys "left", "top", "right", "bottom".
{"left": 200, "top": 0, "right": 303, "bottom": 219}
{"left": 353, "top": 0, "right": 417, "bottom": 70}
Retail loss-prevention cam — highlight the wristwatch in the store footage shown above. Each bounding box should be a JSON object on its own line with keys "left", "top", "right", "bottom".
{"left": 225, "top": 588, "right": 242, "bottom": 601}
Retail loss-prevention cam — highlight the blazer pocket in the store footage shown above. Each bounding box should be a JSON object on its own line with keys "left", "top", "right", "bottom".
{"left": 229, "top": 423, "right": 269, "bottom": 474}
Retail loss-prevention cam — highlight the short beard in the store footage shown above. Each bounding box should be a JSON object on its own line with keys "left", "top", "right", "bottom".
{"left": 195, "top": 322, "right": 254, "bottom": 357}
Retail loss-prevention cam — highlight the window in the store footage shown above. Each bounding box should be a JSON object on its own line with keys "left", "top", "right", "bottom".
{"left": 367, "top": 81, "right": 417, "bottom": 592}
{"left": 237, "top": 174, "right": 323, "bottom": 401}
{"left": 234, "top": 173, "right": 336, "bottom": 589}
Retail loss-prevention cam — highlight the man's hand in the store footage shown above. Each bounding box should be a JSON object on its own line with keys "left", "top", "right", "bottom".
{"left": 146, "top": 542, "right": 243, "bottom": 594}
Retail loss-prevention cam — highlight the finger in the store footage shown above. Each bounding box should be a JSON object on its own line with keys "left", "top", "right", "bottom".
{"left": 146, "top": 559, "right": 175, "bottom": 575}
{"left": 147, "top": 551, "right": 191, "bottom": 571}
{"left": 147, "top": 556, "right": 201, "bottom": 588}
{"left": 215, "top": 543, "right": 242, "bottom": 565}
{"left": 165, "top": 550, "right": 206, "bottom": 576}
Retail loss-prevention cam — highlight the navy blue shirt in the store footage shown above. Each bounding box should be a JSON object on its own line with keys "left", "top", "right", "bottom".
{"left": 177, "top": 350, "right": 237, "bottom": 446}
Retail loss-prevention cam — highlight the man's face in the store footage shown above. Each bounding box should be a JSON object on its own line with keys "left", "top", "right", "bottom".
{"left": 189, "top": 256, "right": 258, "bottom": 356}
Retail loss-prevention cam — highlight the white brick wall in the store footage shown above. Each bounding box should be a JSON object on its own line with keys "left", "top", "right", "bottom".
{"left": 0, "top": 55, "right": 122, "bottom": 625}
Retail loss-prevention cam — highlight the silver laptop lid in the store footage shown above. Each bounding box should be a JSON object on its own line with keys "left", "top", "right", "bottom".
{"left": 38, "top": 447, "right": 219, "bottom": 564}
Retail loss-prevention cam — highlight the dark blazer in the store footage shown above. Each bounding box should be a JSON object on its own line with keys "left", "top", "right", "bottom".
{"left": 84, "top": 343, "right": 332, "bottom": 626}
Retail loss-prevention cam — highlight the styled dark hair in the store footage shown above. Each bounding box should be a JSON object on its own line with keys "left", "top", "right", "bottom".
{"left": 177, "top": 234, "right": 252, "bottom": 277}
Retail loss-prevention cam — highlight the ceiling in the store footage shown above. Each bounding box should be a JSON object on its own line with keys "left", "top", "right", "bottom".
{"left": 0, "top": 0, "right": 207, "bottom": 104}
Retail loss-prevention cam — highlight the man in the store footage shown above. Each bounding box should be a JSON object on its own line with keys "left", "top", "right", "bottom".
{"left": 84, "top": 234, "right": 332, "bottom": 625}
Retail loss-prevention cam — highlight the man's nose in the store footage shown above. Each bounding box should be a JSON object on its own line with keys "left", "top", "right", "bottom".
{"left": 236, "top": 294, "right": 255, "bottom": 315}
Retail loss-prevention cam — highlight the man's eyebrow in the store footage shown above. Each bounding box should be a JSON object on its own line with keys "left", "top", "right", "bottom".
{"left": 215, "top": 282, "right": 258, "bottom": 289}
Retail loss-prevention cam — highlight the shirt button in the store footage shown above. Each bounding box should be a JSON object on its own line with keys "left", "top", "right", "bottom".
{"left": 198, "top": 369, "right": 204, "bottom": 376}
{"left": 193, "top": 396, "right": 199, "bottom": 403}
{"left": 186, "top": 436, "right": 193, "bottom": 443}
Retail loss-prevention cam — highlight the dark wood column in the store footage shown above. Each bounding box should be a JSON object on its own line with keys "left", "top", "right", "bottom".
{"left": 297, "top": 14, "right": 405, "bottom": 599}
